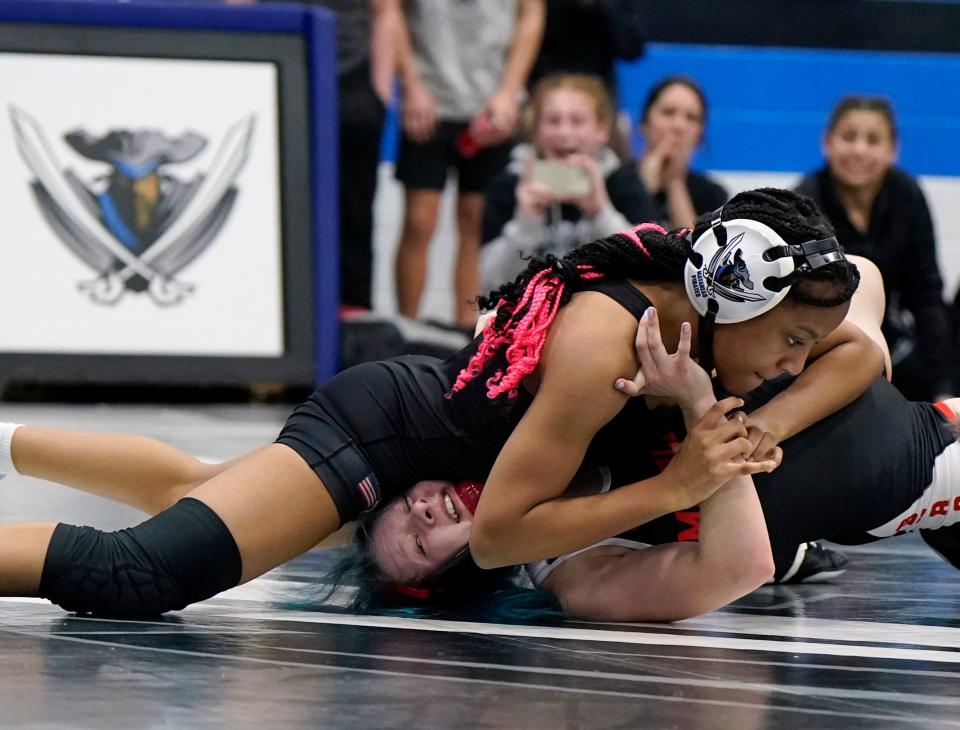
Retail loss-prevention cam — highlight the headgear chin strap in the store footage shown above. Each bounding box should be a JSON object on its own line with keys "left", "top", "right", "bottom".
{"left": 684, "top": 208, "right": 845, "bottom": 325}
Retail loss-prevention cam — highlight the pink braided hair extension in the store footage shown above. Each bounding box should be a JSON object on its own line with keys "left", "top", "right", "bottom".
{"left": 448, "top": 226, "right": 657, "bottom": 399}
{"left": 618, "top": 222, "right": 664, "bottom": 256}
{"left": 484, "top": 272, "right": 566, "bottom": 399}
{"left": 448, "top": 297, "right": 512, "bottom": 396}
{"left": 449, "top": 268, "right": 565, "bottom": 399}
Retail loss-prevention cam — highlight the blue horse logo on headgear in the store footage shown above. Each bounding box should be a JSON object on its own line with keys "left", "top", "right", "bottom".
{"left": 715, "top": 248, "right": 754, "bottom": 292}
{"left": 703, "top": 232, "right": 766, "bottom": 305}
{"left": 10, "top": 107, "right": 255, "bottom": 305}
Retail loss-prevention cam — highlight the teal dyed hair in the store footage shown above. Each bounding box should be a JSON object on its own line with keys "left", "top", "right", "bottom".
{"left": 300, "top": 540, "right": 566, "bottom": 624}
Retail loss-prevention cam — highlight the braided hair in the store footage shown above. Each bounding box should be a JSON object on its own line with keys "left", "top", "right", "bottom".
{"left": 452, "top": 188, "right": 859, "bottom": 400}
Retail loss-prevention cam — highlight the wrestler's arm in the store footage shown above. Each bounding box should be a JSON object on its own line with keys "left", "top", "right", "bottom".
{"left": 747, "top": 263, "right": 887, "bottom": 445}
{"left": 534, "top": 374, "right": 775, "bottom": 622}
{"left": 469, "top": 294, "right": 771, "bottom": 569}
{"left": 540, "top": 464, "right": 774, "bottom": 623}
{"left": 843, "top": 255, "right": 891, "bottom": 378}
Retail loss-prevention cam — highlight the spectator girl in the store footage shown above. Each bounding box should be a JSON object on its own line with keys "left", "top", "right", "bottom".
{"left": 796, "top": 94, "right": 954, "bottom": 401}
{"left": 479, "top": 73, "right": 652, "bottom": 290}
{"left": 636, "top": 75, "right": 728, "bottom": 230}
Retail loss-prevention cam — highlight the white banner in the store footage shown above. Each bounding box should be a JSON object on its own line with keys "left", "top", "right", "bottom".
{"left": 0, "top": 52, "right": 284, "bottom": 357}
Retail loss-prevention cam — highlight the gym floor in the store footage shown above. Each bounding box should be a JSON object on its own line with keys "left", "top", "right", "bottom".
{"left": 1, "top": 403, "right": 958, "bottom": 729}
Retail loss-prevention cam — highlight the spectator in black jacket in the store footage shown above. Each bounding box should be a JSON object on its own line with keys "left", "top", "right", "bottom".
{"left": 635, "top": 75, "right": 728, "bottom": 230}
{"left": 796, "top": 95, "right": 954, "bottom": 401}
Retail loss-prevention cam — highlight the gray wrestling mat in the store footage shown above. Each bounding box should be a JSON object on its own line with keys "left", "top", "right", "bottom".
{"left": 1, "top": 403, "right": 959, "bottom": 729}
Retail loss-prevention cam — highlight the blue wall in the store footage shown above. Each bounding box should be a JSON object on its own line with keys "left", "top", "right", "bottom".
{"left": 618, "top": 43, "right": 960, "bottom": 176}
{"left": 383, "top": 42, "right": 960, "bottom": 178}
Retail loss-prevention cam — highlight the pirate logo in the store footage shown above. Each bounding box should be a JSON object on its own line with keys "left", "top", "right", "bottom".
{"left": 9, "top": 107, "right": 255, "bottom": 305}
{"left": 701, "top": 231, "right": 767, "bottom": 305}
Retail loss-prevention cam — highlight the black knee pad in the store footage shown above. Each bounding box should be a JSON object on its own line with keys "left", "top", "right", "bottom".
{"left": 39, "top": 497, "right": 242, "bottom": 617}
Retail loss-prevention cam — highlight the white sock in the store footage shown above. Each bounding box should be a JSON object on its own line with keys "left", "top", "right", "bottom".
{"left": 0, "top": 423, "right": 24, "bottom": 477}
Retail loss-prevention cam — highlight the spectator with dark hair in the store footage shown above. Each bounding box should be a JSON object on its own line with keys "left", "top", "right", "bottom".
{"left": 393, "top": 0, "right": 545, "bottom": 327}
{"left": 636, "top": 75, "right": 728, "bottom": 230}
{"left": 796, "top": 94, "right": 955, "bottom": 401}
{"left": 479, "top": 73, "right": 652, "bottom": 290}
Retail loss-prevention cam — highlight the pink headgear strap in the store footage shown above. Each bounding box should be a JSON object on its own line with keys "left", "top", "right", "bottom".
{"left": 617, "top": 222, "right": 664, "bottom": 257}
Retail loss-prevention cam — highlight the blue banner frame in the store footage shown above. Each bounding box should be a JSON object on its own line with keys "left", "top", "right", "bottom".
{"left": 0, "top": 0, "right": 339, "bottom": 386}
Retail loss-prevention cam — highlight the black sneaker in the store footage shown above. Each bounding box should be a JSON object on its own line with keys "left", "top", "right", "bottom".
{"left": 777, "top": 542, "right": 849, "bottom": 584}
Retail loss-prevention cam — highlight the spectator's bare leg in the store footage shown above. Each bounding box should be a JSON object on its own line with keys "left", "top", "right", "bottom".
{"left": 395, "top": 188, "right": 442, "bottom": 318}
{"left": 454, "top": 192, "right": 484, "bottom": 327}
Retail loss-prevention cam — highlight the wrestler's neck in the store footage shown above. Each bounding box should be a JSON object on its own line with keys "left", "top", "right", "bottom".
{"left": 629, "top": 280, "right": 700, "bottom": 354}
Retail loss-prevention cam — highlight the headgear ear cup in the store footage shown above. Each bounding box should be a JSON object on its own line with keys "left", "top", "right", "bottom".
{"left": 684, "top": 217, "right": 797, "bottom": 324}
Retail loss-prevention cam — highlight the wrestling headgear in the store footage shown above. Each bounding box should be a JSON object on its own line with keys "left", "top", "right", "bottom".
{"left": 684, "top": 207, "right": 845, "bottom": 325}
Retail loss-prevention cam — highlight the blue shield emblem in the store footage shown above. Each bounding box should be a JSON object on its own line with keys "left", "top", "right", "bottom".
{"left": 10, "top": 107, "right": 255, "bottom": 305}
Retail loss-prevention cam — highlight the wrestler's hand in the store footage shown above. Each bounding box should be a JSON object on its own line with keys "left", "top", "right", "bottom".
{"left": 663, "top": 398, "right": 779, "bottom": 508}
{"left": 614, "top": 307, "right": 712, "bottom": 412}
{"left": 738, "top": 412, "right": 784, "bottom": 466}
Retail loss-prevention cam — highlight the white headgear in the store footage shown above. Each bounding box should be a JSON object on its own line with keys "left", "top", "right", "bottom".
{"left": 683, "top": 208, "right": 845, "bottom": 325}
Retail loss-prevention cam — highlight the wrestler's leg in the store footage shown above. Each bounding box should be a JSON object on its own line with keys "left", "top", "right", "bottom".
{"left": 917, "top": 396, "right": 960, "bottom": 569}
{"left": 0, "top": 523, "right": 57, "bottom": 595}
{"left": 11, "top": 426, "right": 233, "bottom": 515}
{"left": 177, "top": 442, "right": 339, "bottom": 583}
{"left": 0, "top": 443, "right": 339, "bottom": 614}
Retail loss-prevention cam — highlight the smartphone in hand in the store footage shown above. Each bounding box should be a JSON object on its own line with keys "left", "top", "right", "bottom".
{"left": 529, "top": 159, "right": 593, "bottom": 198}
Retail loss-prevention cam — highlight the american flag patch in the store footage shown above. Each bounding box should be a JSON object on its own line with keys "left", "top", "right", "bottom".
{"left": 356, "top": 473, "right": 381, "bottom": 510}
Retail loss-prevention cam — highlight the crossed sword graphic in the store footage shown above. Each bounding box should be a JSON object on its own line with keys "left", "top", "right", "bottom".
{"left": 10, "top": 106, "right": 254, "bottom": 305}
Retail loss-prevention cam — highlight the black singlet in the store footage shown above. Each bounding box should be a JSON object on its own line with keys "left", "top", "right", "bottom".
{"left": 277, "top": 279, "right": 653, "bottom": 521}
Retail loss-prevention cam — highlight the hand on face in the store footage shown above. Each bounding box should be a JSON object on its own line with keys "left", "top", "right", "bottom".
{"left": 660, "top": 137, "right": 694, "bottom": 187}
{"left": 638, "top": 143, "right": 667, "bottom": 193}
{"left": 639, "top": 81, "right": 704, "bottom": 192}
{"left": 641, "top": 137, "right": 693, "bottom": 193}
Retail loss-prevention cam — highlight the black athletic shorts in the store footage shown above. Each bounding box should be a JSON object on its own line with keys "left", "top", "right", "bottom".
{"left": 276, "top": 397, "right": 382, "bottom": 525}
{"left": 395, "top": 120, "right": 513, "bottom": 193}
